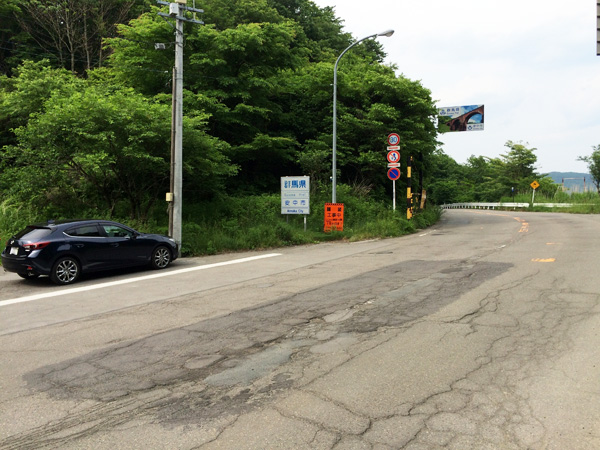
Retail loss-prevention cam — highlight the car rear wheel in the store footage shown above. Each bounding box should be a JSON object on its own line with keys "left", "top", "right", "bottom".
{"left": 51, "top": 257, "right": 80, "bottom": 285}
{"left": 151, "top": 246, "right": 171, "bottom": 269}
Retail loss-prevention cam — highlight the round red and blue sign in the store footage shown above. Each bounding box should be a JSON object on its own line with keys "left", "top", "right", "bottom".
{"left": 387, "top": 167, "right": 401, "bottom": 181}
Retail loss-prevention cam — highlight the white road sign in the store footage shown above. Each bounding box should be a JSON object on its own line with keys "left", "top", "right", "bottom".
{"left": 281, "top": 176, "right": 310, "bottom": 214}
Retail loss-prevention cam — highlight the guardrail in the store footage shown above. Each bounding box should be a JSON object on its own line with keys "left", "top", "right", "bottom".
{"left": 441, "top": 202, "right": 576, "bottom": 210}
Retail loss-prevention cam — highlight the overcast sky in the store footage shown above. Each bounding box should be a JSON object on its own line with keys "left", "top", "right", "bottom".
{"left": 311, "top": 0, "right": 600, "bottom": 173}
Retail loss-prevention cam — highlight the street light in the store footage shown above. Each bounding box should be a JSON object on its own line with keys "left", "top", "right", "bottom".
{"left": 332, "top": 29, "right": 394, "bottom": 203}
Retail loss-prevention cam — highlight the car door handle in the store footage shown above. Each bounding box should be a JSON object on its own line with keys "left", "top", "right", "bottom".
{"left": 110, "top": 243, "right": 119, "bottom": 247}
{"left": 75, "top": 244, "right": 84, "bottom": 248}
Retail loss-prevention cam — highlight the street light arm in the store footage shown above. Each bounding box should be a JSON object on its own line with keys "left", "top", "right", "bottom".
{"left": 335, "top": 30, "right": 395, "bottom": 72}
{"left": 331, "top": 30, "right": 394, "bottom": 204}
{"left": 334, "top": 34, "right": 377, "bottom": 71}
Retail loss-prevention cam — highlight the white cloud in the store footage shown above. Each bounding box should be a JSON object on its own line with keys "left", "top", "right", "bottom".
{"left": 312, "top": 0, "right": 600, "bottom": 172}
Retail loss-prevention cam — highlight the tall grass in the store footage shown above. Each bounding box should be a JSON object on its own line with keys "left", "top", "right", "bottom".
{"left": 177, "top": 189, "right": 442, "bottom": 255}
{"left": 0, "top": 190, "right": 442, "bottom": 258}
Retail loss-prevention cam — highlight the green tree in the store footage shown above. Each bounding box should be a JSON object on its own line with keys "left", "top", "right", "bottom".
{"left": 2, "top": 79, "right": 235, "bottom": 219}
{"left": 2, "top": 0, "right": 148, "bottom": 75}
{"left": 0, "top": 60, "right": 81, "bottom": 150}
{"left": 500, "top": 140, "right": 556, "bottom": 196}
{"left": 106, "top": 8, "right": 311, "bottom": 193}
{"left": 426, "top": 151, "right": 469, "bottom": 204}
{"left": 578, "top": 145, "right": 600, "bottom": 194}
{"left": 0, "top": 0, "right": 22, "bottom": 74}
{"left": 104, "top": 0, "right": 412, "bottom": 196}
{"left": 501, "top": 140, "right": 537, "bottom": 187}
{"left": 330, "top": 57, "right": 438, "bottom": 198}
{"left": 267, "top": 0, "right": 352, "bottom": 60}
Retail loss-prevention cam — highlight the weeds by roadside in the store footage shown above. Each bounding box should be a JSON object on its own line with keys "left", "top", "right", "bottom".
{"left": 0, "top": 193, "right": 442, "bottom": 258}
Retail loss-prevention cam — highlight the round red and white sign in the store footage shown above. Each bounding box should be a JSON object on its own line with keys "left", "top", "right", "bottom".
{"left": 387, "top": 133, "right": 400, "bottom": 146}
{"left": 387, "top": 150, "right": 400, "bottom": 163}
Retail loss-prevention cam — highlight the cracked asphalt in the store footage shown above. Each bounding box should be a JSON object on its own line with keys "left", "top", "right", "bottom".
{"left": 1, "top": 210, "right": 600, "bottom": 449}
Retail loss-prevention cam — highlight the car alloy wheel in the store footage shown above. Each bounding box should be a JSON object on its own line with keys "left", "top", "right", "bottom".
{"left": 152, "top": 246, "right": 171, "bottom": 269}
{"left": 51, "top": 257, "right": 80, "bottom": 285}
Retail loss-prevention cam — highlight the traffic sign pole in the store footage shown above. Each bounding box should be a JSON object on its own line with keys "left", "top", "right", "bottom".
{"left": 530, "top": 180, "right": 539, "bottom": 205}
{"left": 387, "top": 167, "right": 401, "bottom": 211}
{"left": 407, "top": 156, "right": 413, "bottom": 220}
{"left": 386, "top": 133, "right": 401, "bottom": 211}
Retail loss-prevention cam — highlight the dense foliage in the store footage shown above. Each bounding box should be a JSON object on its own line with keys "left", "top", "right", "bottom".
{"left": 578, "top": 145, "right": 600, "bottom": 194}
{"left": 426, "top": 141, "right": 555, "bottom": 205}
{"left": 0, "top": 0, "right": 594, "bottom": 256}
{"left": 1, "top": 0, "right": 438, "bottom": 220}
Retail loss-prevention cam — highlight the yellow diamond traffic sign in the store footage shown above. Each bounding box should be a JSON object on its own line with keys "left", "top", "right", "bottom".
{"left": 530, "top": 180, "right": 540, "bottom": 190}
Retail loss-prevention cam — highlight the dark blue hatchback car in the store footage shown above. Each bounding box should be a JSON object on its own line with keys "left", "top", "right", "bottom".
{"left": 1, "top": 220, "right": 178, "bottom": 285}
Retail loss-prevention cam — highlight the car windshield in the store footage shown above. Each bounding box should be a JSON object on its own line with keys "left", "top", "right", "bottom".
{"left": 14, "top": 226, "right": 52, "bottom": 241}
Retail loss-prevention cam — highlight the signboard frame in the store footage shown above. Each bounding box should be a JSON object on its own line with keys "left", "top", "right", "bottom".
{"left": 438, "top": 105, "right": 484, "bottom": 132}
{"left": 281, "top": 176, "right": 310, "bottom": 215}
{"left": 324, "top": 203, "right": 344, "bottom": 232}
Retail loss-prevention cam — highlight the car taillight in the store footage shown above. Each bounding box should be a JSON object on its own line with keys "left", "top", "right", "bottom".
{"left": 23, "top": 242, "right": 51, "bottom": 251}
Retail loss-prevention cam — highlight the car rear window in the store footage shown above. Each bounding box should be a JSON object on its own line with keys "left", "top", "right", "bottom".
{"left": 14, "top": 226, "right": 52, "bottom": 241}
{"left": 65, "top": 225, "right": 102, "bottom": 237}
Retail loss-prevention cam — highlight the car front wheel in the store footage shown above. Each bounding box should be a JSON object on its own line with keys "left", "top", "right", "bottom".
{"left": 151, "top": 246, "right": 171, "bottom": 269}
{"left": 51, "top": 257, "right": 81, "bottom": 285}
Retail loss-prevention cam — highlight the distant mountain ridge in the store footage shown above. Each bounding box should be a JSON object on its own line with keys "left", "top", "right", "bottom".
{"left": 547, "top": 172, "right": 595, "bottom": 192}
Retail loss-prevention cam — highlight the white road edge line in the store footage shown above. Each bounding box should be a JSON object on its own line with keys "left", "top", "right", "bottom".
{"left": 0, "top": 253, "right": 282, "bottom": 308}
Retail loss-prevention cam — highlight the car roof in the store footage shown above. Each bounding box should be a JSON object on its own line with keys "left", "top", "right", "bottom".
{"left": 29, "top": 219, "right": 121, "bottom": 229}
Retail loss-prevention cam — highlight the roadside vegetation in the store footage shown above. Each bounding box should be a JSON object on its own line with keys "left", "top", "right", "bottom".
{"left": 498, "top": 192, "right": 600, "bottom": 214}
{"left": 0, "top": 0, "right": 598, "bottom": 258}
{"left": 0, "top": 193, "right": 442, "bottom": 257}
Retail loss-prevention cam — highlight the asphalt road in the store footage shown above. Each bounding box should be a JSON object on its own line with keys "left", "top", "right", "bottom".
{"left": 1, "top": 209, "right": 600, "bottom": 449}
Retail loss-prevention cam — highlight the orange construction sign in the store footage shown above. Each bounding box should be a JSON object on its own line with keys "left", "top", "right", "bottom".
{"left": 324, "top": 203, "right": 344, "bottom": 232}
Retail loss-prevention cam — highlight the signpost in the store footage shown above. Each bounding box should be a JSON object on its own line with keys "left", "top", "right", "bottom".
{"left": 530, "top": 180, "right": 540, "bottom": 204}
{"left": 386, "top": 134, "right": 401, "bottom": 210}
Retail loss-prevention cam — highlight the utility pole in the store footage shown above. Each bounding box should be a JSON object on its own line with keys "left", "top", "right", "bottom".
{"left": 157, "top": 0, "right": 203, "bottom": 256}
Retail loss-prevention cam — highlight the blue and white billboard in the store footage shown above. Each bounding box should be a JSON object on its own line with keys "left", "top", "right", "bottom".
{"left": 438, "top": 104, "right": 484, "bottom": 132}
